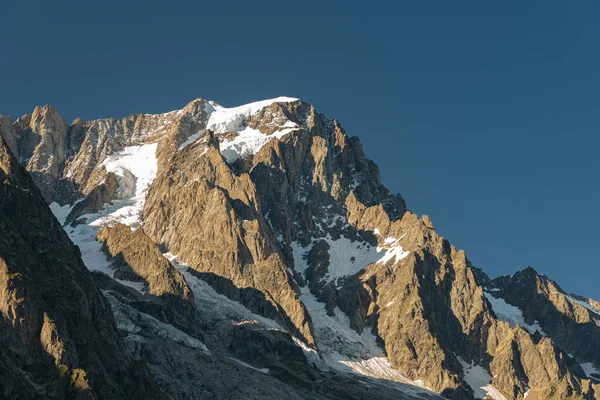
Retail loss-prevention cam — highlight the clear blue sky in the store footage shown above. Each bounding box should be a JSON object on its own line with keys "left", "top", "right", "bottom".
{"left": 1, "top": 1, "right": 598, "bottom": 298}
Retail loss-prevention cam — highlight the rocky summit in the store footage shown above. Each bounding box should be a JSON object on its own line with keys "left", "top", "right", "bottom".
{"left": 0, "top": 96, "right": 598, "bottom": 400}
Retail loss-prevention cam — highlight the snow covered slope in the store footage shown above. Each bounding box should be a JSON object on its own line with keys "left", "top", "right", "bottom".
{"left": 179, "top": 96, "right": 300, "bottom": 162}
{"left": 291, "top": 233, "right": 409, "bottom": 285}
{"left": 50, "top": 143, "right": 158, "bottom": 285}
{"left": 457, "top": 357, "right": 508, "bottom": 400}
{"left": 484, "top": 292, "right": 546, "bottom": 336}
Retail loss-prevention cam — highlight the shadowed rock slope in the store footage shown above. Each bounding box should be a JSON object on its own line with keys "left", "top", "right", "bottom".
{"left": 0, "top": 134, "right": 162, "bottom": 399}
{"left": 96, "top": 223, "right": 203, "bottom": 337}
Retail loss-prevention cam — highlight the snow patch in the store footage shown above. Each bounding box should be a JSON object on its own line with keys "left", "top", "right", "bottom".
{"left": 178, "top": 131, "right": 204, "bottom": 151}
{"left": 199, "top": 96, "right": 299, "bottom": 162}
{"left": 104, "top": 290, "right": 210, "bottom": 354}
{"left": 339, "top": 357, "right": 431, "bottom": 390}
{"left": 457, "top": 356, "right": 507, "bottom": 400}
{"left": 291, "top": 233, "right": 409, "bottom": 284}
{"left": 114, "top": 279, "right": 146, "bottom": 294}
{"left": 165, "top": 253, "right": 284, "bottom": 331}
{"left": 206, "top": 96, "right": 297, "bottom": 134}
{"left": 377, "top": 234, "right": 409, "bottom": 265}
{"left": 102, "top": 144, "right": 158, "bottom": 217}
{"left": 61, "top": 143, "right": 159, "bottom": 279}
{"left": 219, "top": 126, "right": 297, "bottom": 163}
{"left": 178, "top": 96, "right": 300, "bottom": 155}
{"left": 49, "top": 200, "right": 80, "bottom": 225}
{"left": 293, "top": 337, "right": 321, "bottom": 364}
{"left": 565, "top": 294, "right": 600, "bottom": 315}
{"left": 229, "top": 357, "right": 269, "bottom": 374}
{"left": 296, "top": 286, "right": 433, "bottom": 397}
{"left": 484, "top": 292, "right": 546, "bottom": 336}
{"left": 581, "top": 362, "right": 600, "bottom": 380}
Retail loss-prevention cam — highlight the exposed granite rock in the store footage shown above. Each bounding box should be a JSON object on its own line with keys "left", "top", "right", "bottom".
{"left": 96, "top": 223, "right": 202, "bottom": 337}
{"left": 11, "top": 105, "right": 68, "bottom": 202}
{"left": 0, "top": 114, "right": 18, "bottom": 155}
{"left": 94, "top": 272, "right": 438, "bottom": 400}
{"left": 142, "top": 139, "right": 316, "bottom": 347}
{"left": 338, "top": 197, "right": 597, "bottom": 399}
{"left": 64, "top": 171, "right": 119, "bottom": 225}
{"left": 483, "top": 267, "right": 600, "bottom": 375}
{"left": 250, "top": 102, "right": 406, "bottom": 246}
{"left": 218, "top": 99, "right": 596, "bottom": 399}
{"left": 0, "top": 134, "right": 163, "bottom": 399}
{"left": 6, "top": 99, "right": 210, "bottom": 206}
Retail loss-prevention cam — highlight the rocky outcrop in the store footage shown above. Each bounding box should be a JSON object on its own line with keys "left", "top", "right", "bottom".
{"left": 142, "top": 138, "right": 316, "bottom": 347}
{"left": 60, "top": 99, "right": 209, "bottom": 202}
{"left": 0, "top": 134, "right": 162, "bottom": 399}
{"left": 96, "top": 223, "right": 202, "bottom": 336}
{"left": 64, "top": 171, "right": 120, "bottom": 225}
{"left": 90, "top": 262, "right": 437, "bottom": 400}
{"left": 0, "top": 115, "right": 18, "bottom": 155}
{"left": 335, "top": 196, "right": 599, "bottom": 399}
{"left": 5, "top": 99, "right": 210, "bottom": 206}
{"left": 234, "top": 103, "right": 472, "bottom": 394}
{"left": 482, "top": 267, "right": 600, "bottom": 374}
{"left": 239, "top": 101, "right": 597, "bottom": 398}
{"left": 250, "top": 101, "right": 406, "bottom": 249}
{"left": 10, "top": 105, "right": 68, "bottom": 202}
{"left": 342, "top": 192, "right": 595, "bottom": 397}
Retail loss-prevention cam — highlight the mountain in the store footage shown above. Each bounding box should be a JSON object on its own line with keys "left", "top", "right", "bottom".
{"left": 0, "top": 97, "right": 598, "bottom": 400}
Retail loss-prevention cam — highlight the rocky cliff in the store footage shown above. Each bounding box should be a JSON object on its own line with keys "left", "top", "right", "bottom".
{"left": 0, "top": 132, "right": 162, "bottom": 399}
{"left": 477, "top": 267, "right": 600, "bottom": 386}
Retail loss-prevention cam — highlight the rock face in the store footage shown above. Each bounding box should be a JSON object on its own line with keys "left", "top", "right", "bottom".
{"left": 10, "top": 106, "right": 68, "bottom": 202}
{"left": 96, "top": 223, "right": 203, "bottom": 337}
{"left": 0, "top": 134, "right": 162, "bottom": 399}
{"left": 478, "top": 267, "right": 600, "bottom": 386}
{"left": 1, "top": 99, "right": 210, "bottom": 207}
{"left": 2, "top": 96, "right": 599, "bottom": 400}
{"left": 0, "top": 115, "right": 18, "bottom": 155}
{"left": 142, "top": 136, "right": 316, "bottom": 348}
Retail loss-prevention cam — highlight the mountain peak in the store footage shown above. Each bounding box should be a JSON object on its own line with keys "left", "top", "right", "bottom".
{"left": 32, "top": 103, "right": 62, "bottom": 116}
